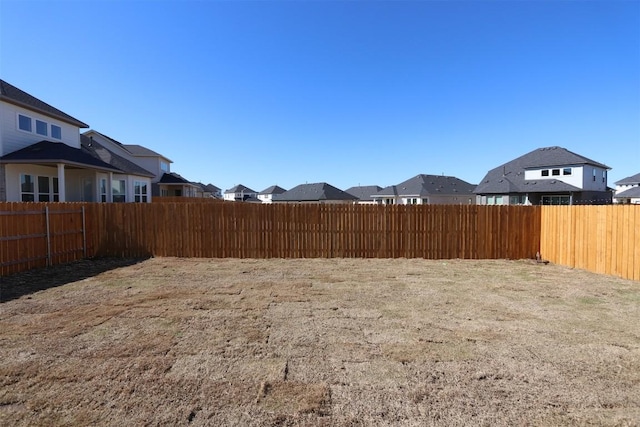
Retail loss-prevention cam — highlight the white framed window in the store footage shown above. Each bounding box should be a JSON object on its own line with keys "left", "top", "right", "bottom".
{"left": 134, "top": 181, "right": 148, "bottom": 202}
{"left": 602, "top": 170, "right": 606, "bottom": 183}
{"left": 112, "top": 179, "right": 126, "bottom": 202}
{"left": 541, "top": 170, "right": 549, "bottom": 177}
{"left": 51, "top": 124, "right": 62, "bottom": 140}
{"left": 18, "top": 114, "right": 32, "bottom": 132}
{"left": 160, "top": 161, "right": 169, "bottom": 172}
{"left": 161, "top": 188, "right": 169, "bottom": 197}
{"left": 100, "top": 179, "right": 108, "bottom": 202}
{"left": 20, "top": 174, "right": 58, "bottom": 202}
{"left": 422, "top": 198, "right": 428, "bottom": 204}
{"left": 36, "top": 120, "right": 48, "bottom": 136}
{"left": 16, "top": 113, "right": 62, "bottom": 140}
{"left": 552, "top": 169, "right": 560, "bottom": 176}
{"left": 20, "top": 174, "right": 35, "bottom": 201}
{"left": 563, "top": 168, "right": 572, "bottom": 176}
{"left": 593, "top": 169, "right": 596, "bottom": 182}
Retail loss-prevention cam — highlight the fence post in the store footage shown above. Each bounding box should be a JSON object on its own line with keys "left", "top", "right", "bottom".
{"left": 45, "top": 206, "right": 52, "bottom": 267}
{"left": 82, "top": 206, "right": 87, "bottom": 258}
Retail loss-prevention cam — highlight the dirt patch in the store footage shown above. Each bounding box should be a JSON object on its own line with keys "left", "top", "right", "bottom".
{"left": 1, "top": 257, "right": 639, "bottom": 426}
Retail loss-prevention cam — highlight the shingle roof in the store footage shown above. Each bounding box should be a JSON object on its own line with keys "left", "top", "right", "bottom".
{"left": 615, "top": 172, "right": 640, "bottom": 185}
{"left": 0, "top": 140, "right": 120, "bottom": 172}
{"left": 272, "top": 182, "right": 358, "bottom": 202}
{"left": 259, "top": 185, "right": 287, "bottom": 195}
{"left": 475, "top": 146, "right": 610, "bottom": 195}
{"left": 123, "top": 144, "right": 165, "bottom": 158}
{"left": 200, "top": 183, "right": 221, "bottom": 193}
{"left": 158, "top": 172, "right": 198, "bottom": 186}
{"left": 345, "top": 185, "right": 383, "bottom": 201}
{"left": 0, "top": 80, "right": 88, "bottom": 128}
{"left": 225, "top": 184, "right": 256, "bottom": 194}
{"left": 614, "top": 186, "right": 640, "bottom": 199}
{"left": 81, "top": 135, "right": 154, "bottom": 177}
{"left": 375, "top": 175, "right": 475, "bottom": 198}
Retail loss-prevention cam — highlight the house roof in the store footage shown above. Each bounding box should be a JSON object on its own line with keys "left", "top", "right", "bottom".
{"left": 615, "top": 172, "right": 640, "bottom": 185}
{"left": 225, "top": 184, "right": 257, "bottom": 194}
{"left": 0, "top": 140, "right": 121, "bottom": 172}
{"left": 375, "top": 175, "right": 476, "bottom": 198}
{"left": 0, "top": 80, "right": 89, "bottom": 128}
{"left": 272, "top": 182, "right": 358, "bottom": 202}
{"left": 475, "top": 146, "right": 610, "bottom": 195}
{"left": 259, "top": 185, "right": 287, "bottom": 195}
{"left": 158, "top": 172, "right": 199, "bottom": 187}
{"left": 80, "top": 135, "right": 155, "bottom": 177}
{"left": 123, "top": 144, "right": 166, "bottom": 158}
{"left": 614, "top": 186, "right": 640, "bottom": 199}
{"left": 197, "top": 183, "right": 221, "bottom": 193}
{"left": 345, "top": 185, "right": 383, "bottom": 201}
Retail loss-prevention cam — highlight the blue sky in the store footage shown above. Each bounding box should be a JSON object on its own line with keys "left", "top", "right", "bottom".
{"left": 1, "top": 0, "right": 638, "bottom": 192}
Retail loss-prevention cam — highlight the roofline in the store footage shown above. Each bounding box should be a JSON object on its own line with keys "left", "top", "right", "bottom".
{"left": 0, "top": 158, "right": 121, "bottom": 173}
{"left": 0, "top": 96, "right": 89, "bottom": 129}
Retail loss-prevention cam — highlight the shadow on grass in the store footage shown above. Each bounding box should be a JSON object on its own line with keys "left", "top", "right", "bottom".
{"left": 0, "top": 257, "right": 150, "bottom": 303}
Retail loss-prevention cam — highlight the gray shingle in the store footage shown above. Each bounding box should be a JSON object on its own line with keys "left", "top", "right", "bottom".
{"left": 345, "top": 185, "right": 383, "bottom": 201}
{"left": 1, "top": 140, "right": 120, "bottom": 172}
{"left": 81, "top": 135, "right": 154, "bottom": 177}
{"left": 376, "top": 175, "right": 476, "bottom": 197}
{"left": 0, "top": 80, "right": 89, "bottom": 128}
{"left": 273, "top": 182, "right": 357, "bottom": 202}
{"left": 615, "top": 172, "right": 640, "bottom": 185}
{"left": 259, "top": 185, "right": 287, "bottom": 195}
{"left": 614, "top": 186, "right": 640, "bottom": 198}
{"left": 225, "top": 184, "right": 256, "bottom": 194}
{"left": 475, "top": 146, "right": 610, "bottom": 195}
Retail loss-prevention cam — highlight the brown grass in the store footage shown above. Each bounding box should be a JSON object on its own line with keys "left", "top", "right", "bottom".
{"left": 1, "top": 257, "right": 639, "bottom": 426}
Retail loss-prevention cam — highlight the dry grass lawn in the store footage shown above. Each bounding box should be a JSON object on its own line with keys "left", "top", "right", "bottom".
{"left": 1, "top": 257, "right": 639, "bottom": 426}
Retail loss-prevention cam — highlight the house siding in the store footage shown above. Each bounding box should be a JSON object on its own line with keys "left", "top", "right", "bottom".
{"left": 0, "top": 101, "right": 80, "bottom": 156}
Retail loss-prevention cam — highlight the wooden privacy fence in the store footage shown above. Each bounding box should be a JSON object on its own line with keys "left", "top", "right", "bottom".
{"left": 1, "top": 203, "right": 541, "bottom": 275}
{"left": 540, "top": 205, "right": 640, "bottom": 281}
{"left": 0, "top": 203, "right": 88, "bottom": 275}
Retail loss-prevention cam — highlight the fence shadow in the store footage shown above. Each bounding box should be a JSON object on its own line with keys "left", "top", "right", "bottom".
{"left": 0, "top": 257, "right": 150, "bottom": 303}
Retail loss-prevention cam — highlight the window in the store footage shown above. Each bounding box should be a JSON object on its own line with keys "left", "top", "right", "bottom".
{"left": 406, "top": 198, "right": 417, "bottom": 205}
{"left": 542, "top": 196, "right": 570, "bottom": 205}
{"left": 17, "top": 114, "right": 62, "bottom": 139}
{"left": 38, "top": 176, "right": 50, "bottom": 201}
{"left": 541, "top": 170, "right": 549, "bottom": 177}
{"left": 134, "top": 181, "right": 148, "bottom": 202}
{"left": 20, "top": 174, "right": 58, "bottom": 201}
{"left": 602, "top": 170, "right": 606, "bottom": 183}
{"left": 422, "top": 198, "right": 429, "bottom": 204}
{"left": 552, "top": 169, "right": 560, "bottom": 176}
{"left": 100, "top": 179, "right": 108, "bottom": 202}
{"left": 563, "top": 168, "right": 572, "bottom": 175}
{"left": 160, "top": 161, "right": 169, "bottom": 172}
{"left": 161, "top": 188, "right": 169, "bottom": 197}
{"left": 486, "top": 195, "right": 495, "bottom": 205}
{"left": 18, "top": 114, "right": 32, "bottom": 132}
{"left": 20, "top": 174, "right": 35, "bottom": 202}
{"left": 384, "top": 198, "right": 394, "bottom": 205}
{"left": 593, "top": 169, "right": 596, "bottom": 182}
{"left": 510, "top": 195, "right": 526, "bottom": 205}
{"left": 495, "top": 195, "right": 503, "bottom": 205}
{"left": 112, "top": 179, "right": 126, "bottom": 202}
{"left": 36, "top": 120, "right": 48, "bottom": 136}
{"left": 51, "top": 125, "right": 62, "bottom": 139}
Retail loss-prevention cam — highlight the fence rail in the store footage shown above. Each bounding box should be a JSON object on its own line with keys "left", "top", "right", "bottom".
{"left": 1, "top": 202, "right": 638, "bottom": 281}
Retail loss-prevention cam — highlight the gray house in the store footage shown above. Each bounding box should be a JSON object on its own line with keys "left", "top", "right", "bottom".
{"left": 258, "top": 185, "right": 287, "bottom": 203}
{"left": 345, "top": 185, "right": 383, "bottom": 204}
{"left": 372, "top": 174, "right": 476, "bottom": 205}
{"left": 474, "top": 146, "right": 612, "bottom": 205}
{"left": 272, "top": 182, "right": 357, "bottom": 204}
{"left": 614, "top": 172, "right": 640, "bottom": 204}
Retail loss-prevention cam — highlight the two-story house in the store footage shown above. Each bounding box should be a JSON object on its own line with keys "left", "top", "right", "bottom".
{"left": 257, "top": 185, "right": 286, "bottom": 203}
{"left": 224, "top": 184, "right": 258, "bottom": 201}
{"left": 0, "top": 79, "right": 125, "bottom": 202}
{"left": 613, "top": 172, "right": 640, "bottom": 204}
{"left": 474, "top": 146, "right": 612, "bottom": 205}
{"left": 83, "top": 130, "right": 201, "bottom": 198}
{"left": 372, "top": 174, "right": 476, "bottom": 205}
